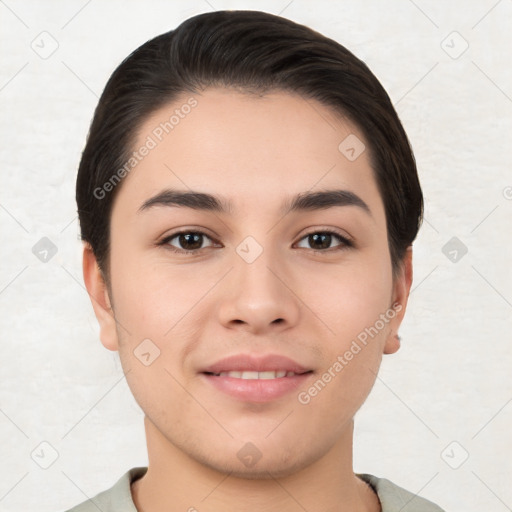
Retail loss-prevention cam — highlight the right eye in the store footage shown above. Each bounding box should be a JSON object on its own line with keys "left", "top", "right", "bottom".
{"left": 159, "top": 231, "right": 220, "bottom": 254}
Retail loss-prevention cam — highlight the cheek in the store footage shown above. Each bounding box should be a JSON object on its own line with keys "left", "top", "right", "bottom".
{"left": 109, "top": 248, "right": 186, "bottom": 331}
{"left": 299, "top": 267, "right": 392, "bottom": 412}
{"left": 315, "top": 260, "right": 393, "bottom": 407}
{"left": 301, "top": 256, "right": 393, "bottom": 346}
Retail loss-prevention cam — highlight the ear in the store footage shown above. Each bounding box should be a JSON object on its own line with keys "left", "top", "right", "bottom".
{"left": 383, "top": 246, "right": 413, "bottom": 355}
{"left": 82, "top": 243, "right": 120, "bottom": 351}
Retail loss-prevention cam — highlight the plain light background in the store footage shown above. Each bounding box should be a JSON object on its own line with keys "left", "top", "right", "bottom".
{"left": 1, "top": 0, "right": 511, "bottom": 510}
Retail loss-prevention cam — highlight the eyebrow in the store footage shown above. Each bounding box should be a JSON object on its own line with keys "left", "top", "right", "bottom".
{"left": 138, "top": 188, "right": 372, "bottom": 217}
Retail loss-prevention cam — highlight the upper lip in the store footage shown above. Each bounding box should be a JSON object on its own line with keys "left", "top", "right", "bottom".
{"left": 201, "top": 354, "right": 311, "bottom": 374}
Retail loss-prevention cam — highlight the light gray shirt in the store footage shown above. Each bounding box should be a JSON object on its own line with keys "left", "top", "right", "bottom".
{"left": 64, "top": 466, "right": 445, "bottom": 512}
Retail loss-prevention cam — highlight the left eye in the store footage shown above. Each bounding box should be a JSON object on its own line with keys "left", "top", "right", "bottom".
{"left": 295, "top": 231, "right": 352, "bottom": 251}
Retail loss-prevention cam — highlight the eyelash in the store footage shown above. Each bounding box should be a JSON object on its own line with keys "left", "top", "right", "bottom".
{"left": 158, "top": 229, "right": 354, "bottom": 255}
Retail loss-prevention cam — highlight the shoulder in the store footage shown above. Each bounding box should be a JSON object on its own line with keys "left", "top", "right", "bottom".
{"left": 62, "top": 468, "right": 446, "bottom": 512}
{"left": 357, "top": 473, "right": 446, "bottom": 512}
{"left": 62, "top": 467, "right": 147, "bottom": 512}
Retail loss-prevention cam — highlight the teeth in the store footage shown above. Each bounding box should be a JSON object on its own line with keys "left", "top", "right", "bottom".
{"left": 241, "top": 371, "right": 260, "bottom": 379}
{"left": 216, "top": 370, "right": 297, "bottom": 379}
{"left": 259, "top": 371, "right": 277, "bottom": 380}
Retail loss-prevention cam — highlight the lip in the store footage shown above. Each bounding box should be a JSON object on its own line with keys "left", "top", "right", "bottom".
{"left": 201, "top": 354, "right": 311, "bottom": 374}
{"left": 200, "top": 354, "right": 313, "bottom": 403}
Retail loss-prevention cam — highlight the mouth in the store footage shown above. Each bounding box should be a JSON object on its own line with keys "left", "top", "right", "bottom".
{"left": 203, "top": 370, "right": 312, "bottom": 379}
{"left": 200, "top": 354, "right": 314, "bottom": 402}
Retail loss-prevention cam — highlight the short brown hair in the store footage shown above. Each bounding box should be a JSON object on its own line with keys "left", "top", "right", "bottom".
{"left": 76, "top": 10, "right": 423, "bottom": 282}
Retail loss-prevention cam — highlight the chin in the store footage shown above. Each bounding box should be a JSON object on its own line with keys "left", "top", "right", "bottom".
{"left": 205, "top": 455, "right": 312, "bottom": 480}
{"left": 188, "top": 438, "right": 321, "bottom": 480}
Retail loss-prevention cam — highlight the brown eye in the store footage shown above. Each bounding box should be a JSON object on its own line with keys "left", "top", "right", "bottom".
{"left": 296, "top": 231, "right": 353, "bottom": 251}
{"left": 177, "top": 233, "right": 204, "bottom": 250}
{"left": 162, "top": 231, "right": 216, "bottom": 253}
{"left": 308, "top": 233, "right": 333, "bottom": 250}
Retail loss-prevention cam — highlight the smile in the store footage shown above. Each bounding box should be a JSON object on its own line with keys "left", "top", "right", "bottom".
{"left": 206, "top": 370, "right": 306, "bottom": 379}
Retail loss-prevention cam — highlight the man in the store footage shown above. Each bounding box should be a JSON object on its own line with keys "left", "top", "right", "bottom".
{"left": 68, "top": 10, "right": 445, "bottom": 512}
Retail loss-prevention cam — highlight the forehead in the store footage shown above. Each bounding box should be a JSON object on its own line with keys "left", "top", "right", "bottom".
{"left": 112, "top": 87, "right": 384, "bottom": 221}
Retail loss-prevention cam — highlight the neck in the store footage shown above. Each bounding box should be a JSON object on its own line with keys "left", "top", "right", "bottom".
{"left": 131, "top": 416, "right": 380, "bottom": 512}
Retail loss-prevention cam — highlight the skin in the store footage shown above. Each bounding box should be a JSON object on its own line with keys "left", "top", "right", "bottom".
{"left": 83, "top": 88, "right": 413, "bottom": 512}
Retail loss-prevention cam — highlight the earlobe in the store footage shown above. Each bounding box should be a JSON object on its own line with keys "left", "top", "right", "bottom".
{"left": 82, "top": 244, "right": 120, "bottom": 351}
{"left": 383, "top": 333, "right": 401, "bottom": 355}
{"left": 383, "top": 246, "right": 413, "bottom": 355}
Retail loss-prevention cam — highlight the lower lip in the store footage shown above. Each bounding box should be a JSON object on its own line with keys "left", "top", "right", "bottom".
{"left": 201, "top": 372, "right": 313, "bottom": 403}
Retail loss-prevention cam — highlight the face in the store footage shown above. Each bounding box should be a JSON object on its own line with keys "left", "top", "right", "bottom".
{"left": 85, "top": 88, "right": 411, "bottom": 478}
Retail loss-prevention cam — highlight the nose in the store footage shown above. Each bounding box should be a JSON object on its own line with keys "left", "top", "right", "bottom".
{"left": 216, "top": 244, "right": 301, "bottom": 335}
